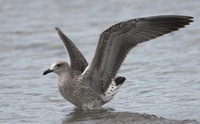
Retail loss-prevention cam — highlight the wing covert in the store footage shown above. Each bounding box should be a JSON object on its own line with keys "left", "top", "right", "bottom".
{"left": 82, "top": 15, "right": 193, "bottom": 93}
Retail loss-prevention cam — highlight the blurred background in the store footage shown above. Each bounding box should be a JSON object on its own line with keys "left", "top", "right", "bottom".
{"left": 0, "top": 0, "right": 200, "bottom": 123}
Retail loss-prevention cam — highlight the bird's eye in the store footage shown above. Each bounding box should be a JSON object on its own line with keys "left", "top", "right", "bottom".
{"left": 57, "top": 64, "right": 61, "bottom": 67}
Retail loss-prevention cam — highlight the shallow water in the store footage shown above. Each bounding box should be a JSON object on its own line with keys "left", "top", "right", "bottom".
{"left": 0, "top": 0, "right": 200, "bottom": 123}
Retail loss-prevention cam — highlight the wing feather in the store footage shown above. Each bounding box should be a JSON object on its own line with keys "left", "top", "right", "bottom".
{"left": 55, "top": 27, "right": 88, "bottom": 73}
{"left": 82, "top": 15, "right": 193, "bottom": 93}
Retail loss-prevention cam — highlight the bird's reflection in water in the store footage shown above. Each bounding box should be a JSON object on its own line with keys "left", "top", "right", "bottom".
{"left": 62, "top": 107, "right": 199, "bottom": 124}
{"left": 62, "top": 107, "right": 115, "bottom": 123}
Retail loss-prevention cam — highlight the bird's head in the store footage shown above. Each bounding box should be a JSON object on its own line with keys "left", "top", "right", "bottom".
{"left": 43, "top": 61, "right": 70, "bottom": 76}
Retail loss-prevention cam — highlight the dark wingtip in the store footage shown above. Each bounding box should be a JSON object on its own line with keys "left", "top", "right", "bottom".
{"left": 188, "top": 16, "right": 194, "bottom": 23}
{"left": 186, "top": 16, "right": 194, "bottom": 19}
{"left": 55, "top": 27, "right": 60, "bottom": 31}
{"left": 115, "top": 76, "right": 126, "bottom": 86}
{"left": 54, "top": 27, "right": 66, "bottom": 39}
{"left": 178, "top": 15, "right": 194, "bottom": 25}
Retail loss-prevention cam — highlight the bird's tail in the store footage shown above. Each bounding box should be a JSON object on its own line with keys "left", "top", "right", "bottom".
{"left": 101, "top": 76, "right": 126, "bottom": 102}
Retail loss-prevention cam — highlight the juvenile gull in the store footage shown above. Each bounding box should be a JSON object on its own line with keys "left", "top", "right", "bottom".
{"left": 43, "top": 15, "right": 193, "bottom": 109}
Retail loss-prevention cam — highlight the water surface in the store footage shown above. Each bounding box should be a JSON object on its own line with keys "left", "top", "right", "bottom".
{"left": 0, "top": 0, "right": 200, "bottom": 123}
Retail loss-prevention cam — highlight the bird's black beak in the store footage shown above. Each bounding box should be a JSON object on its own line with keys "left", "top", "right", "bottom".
{"left": 43, "top": 69, "right": 53, "bottom": 75}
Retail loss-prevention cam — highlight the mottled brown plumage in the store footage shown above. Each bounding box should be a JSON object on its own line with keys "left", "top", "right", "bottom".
{"left": 43, "top": 15, "right": 193, "bottom": 109}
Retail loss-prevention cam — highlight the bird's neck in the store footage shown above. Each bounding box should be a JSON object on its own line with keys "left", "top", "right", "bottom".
{"left": 57, "top": 69, "right": 74, "bottom": 80}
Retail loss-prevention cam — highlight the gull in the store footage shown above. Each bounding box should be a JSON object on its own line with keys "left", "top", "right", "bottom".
{"left": 43, "top": 15, "right": 193, "bottom": 109}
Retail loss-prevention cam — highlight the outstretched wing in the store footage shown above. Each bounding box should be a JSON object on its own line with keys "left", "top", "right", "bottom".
{"left": 55, "top": 27, "right": 88, "bottom": 73}
{"left": 82, "top": 15, "right": 193, "bottom": 93}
